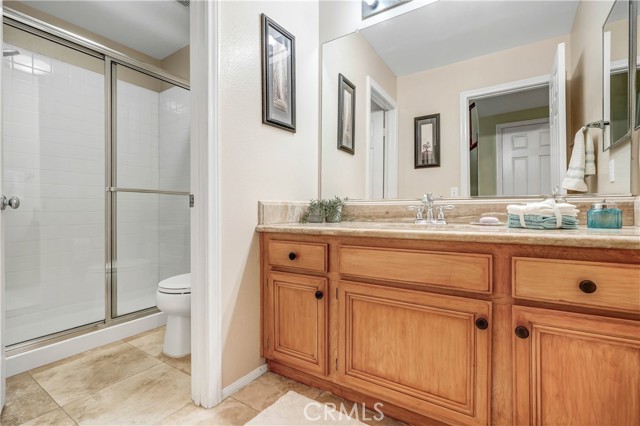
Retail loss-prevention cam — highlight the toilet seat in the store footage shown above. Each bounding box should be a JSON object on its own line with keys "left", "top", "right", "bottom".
{"left": 158, "top": 273, "right": 191, "bottom": 295}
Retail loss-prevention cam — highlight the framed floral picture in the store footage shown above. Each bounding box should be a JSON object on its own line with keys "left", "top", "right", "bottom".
{"left": 261, "top": 14, "right": 296, "bottom": 132}
{"left": 414, "top": 113, "right": 440, "bottom": 168}
{"left": 337, "top": 73, "right": 356, "bottom": 154}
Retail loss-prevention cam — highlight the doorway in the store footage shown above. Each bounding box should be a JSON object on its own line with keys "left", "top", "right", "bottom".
{"left": 366, "top": 76, "right": 398, "bottom": 199}
{"left": 461, "top": 42, "right": 567, "bottom": 197}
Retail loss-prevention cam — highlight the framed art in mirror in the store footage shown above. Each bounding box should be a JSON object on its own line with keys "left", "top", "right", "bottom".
{"left": 415, "top": 114, "right": 440, "bottom": 168}
{"left": 261, "top": 14, "right": 296, "bottom": 132}
{"left": 338, "top": 73, "right": 356, "bottom": 154}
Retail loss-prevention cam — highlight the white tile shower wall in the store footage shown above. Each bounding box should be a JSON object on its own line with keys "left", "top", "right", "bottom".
{"left": 2, "top": 46, "right": 106, "bottom": 345}
{"left": 158, "top": 86, "right": 190, "bottom": 281}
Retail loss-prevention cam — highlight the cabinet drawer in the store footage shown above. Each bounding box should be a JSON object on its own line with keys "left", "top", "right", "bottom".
{"left": 339, "top": 245, "right": 491, "bottom": 293}
{"left": 268, "top": 240, "right": 328, "bottom": 272}
{"left": 513, "top": 257, "right": 640, "bottom": 313}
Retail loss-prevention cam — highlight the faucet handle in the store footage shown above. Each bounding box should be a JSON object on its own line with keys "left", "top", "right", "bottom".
{"left": 436, "top": 205, "right": 455, "bottom": 222}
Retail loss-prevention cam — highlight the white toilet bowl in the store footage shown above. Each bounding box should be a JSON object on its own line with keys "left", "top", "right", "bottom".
{"left": 156, "top": 273, "right": 191, "bottom": 357}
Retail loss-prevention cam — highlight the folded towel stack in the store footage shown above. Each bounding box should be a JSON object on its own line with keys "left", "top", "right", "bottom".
{"left": 507, "top": 198, "right": 579, "bottom": 230}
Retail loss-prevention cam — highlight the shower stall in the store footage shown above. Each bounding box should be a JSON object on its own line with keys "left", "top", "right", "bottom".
{"left": 1, "top": 10, "right": 190, "bottom": 350}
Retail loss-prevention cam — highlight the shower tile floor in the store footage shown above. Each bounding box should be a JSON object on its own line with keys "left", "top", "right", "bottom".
{"left": 1, "top": 327, "right": 407, "bottom": 426}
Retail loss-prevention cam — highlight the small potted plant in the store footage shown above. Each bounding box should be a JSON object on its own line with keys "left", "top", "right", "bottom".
{"left": 325, "top": 196, "right": 347, "bottom": 223}
{"left": 301, "top": 199, "right": 325, "bottom": 223}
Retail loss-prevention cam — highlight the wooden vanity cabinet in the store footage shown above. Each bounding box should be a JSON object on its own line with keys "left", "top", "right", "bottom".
{"left": 265, "top": 271, "right": 328, "bottom": 375}
{"left": 260, "top": 232, "right": 640, "bottom": 426}
{"left": 512, "top": 306, "right": 640, "bottom": 426}
{"left": 337, "top": 280, "right": 491, "bottom": 426}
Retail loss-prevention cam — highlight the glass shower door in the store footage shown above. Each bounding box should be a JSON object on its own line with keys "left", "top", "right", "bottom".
{"left": 2, "top": 24, "right": 106, "bottom": 345}
{"left": 113, "top": 64, "right": 190, "bottom": 317}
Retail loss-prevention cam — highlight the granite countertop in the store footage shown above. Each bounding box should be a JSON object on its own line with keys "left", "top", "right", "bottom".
{"left": 256, "top": 222, "right": 640, "bottom": 250}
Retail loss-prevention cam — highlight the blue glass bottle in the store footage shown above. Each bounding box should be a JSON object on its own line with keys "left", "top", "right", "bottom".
{"left": 587, "top": 200, "right": 622, "bottom": 229}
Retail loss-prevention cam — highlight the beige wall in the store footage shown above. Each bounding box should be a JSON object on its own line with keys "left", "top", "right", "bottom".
{"left": 569, "top": 0, "right": 631, "bottom": 194}
{"left": 219, "top": 1, "right": 319, "bottom": 387}
{"left": 321, "top": 31, "right": 397, "bottom": 199}
{"left": 162, "top": 45, "right": 190, "bottom": 82}
{"left": 396, "top": 35, "right": 569, "bottom": 198}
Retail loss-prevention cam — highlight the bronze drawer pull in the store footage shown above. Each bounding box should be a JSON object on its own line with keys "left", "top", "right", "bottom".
{"left": 515, "top": 326, "right": 530, "bottom": 339}
{"left": 288, "top": 252, "right": 297, "bottom": 261}
{"left": 578, "top": 280, "right": 597, "bottom": 294}
{"left": 475, "top": 318, "right": 489, "bottom": 330}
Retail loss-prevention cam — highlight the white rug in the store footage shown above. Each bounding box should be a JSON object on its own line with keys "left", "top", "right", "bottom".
{"left": 245, "top": 391, "right": 367, "bottom": 426}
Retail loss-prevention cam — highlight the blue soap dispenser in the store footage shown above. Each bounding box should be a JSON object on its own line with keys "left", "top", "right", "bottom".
{"left": 587, "top": 200, "right": 622, "bottom": 229}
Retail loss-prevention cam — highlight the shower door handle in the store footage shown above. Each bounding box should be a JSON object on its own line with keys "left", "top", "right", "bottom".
{"left": 0, "top": 195, "right": 20, "bottom": 211}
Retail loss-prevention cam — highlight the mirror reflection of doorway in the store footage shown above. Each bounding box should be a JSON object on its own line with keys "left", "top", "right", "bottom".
{"left": 468, "top": 85, "right": 551, "bottom": 196}
{"left": 367, "top": 77, "right": 398, "bottom": 199}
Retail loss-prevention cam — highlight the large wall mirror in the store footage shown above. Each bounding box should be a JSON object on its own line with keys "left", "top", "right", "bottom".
{"left": 320, "top": 0, "right": 637, "bottom": 200}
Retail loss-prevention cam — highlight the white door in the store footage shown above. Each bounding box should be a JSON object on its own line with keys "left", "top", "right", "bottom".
{"left": 498, "top": 120, "right": 551, "bottom": 195}
{"left": 549, "top": 42, "right": 567, "bottom": 194}
{"left": 370, "top": 110, "right": 385, "bottom": 199}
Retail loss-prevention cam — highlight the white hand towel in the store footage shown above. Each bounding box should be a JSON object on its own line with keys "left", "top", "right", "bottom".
{"left": 585, "top": 129, "right": 596, "bottom": 175}
{"left": 507, "top": 198, "right": 579, "bottom": 217}
{"left": 561, "top": 127, "right": 588, "bottom": 192}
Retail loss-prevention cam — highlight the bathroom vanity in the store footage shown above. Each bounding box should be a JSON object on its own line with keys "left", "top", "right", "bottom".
{"left": 257, "top": 223, "right": 640, "bottom": 426}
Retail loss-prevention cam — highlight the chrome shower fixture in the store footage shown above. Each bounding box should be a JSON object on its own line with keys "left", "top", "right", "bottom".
{"left": 3, "top": 49, "right": 20, "bottom": 57}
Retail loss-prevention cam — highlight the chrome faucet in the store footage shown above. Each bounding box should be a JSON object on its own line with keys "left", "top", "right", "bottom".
{"left": 411, "top": 193, "right": 454, "bottom": 224}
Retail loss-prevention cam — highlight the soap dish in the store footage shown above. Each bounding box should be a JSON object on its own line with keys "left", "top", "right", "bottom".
{"left": 470, "top": 221, "right": 505, "bottom": 226}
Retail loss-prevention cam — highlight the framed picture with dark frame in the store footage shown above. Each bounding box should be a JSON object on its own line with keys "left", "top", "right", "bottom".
{"left": 337, "top": 73, "right": 356, "bottom": 154}
{"left": 261, "top": 14, "right": 296, "bottom": 132}
{"left": 414, "top": 113, "right": 440, "bottom": 168}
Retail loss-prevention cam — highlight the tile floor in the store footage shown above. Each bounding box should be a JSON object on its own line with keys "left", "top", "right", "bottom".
{"left": 1, "top": 327, "right": 408, "bottom": 426}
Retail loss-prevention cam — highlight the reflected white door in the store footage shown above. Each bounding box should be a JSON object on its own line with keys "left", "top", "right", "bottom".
{"left": 549, "top": 42, "right": 567, "bottom": 194}
{"left": 370, "top": 110, "right": 385, "bottom": 199}
{"left": 498, "top": 120, "right": 551, "bottom": 195}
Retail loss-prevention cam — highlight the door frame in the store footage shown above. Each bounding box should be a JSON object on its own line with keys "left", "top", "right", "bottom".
{"left": 190, "top": 0, "right": 222, "bottom": 408}
{"left": 459, "top": 75, "right": 550, "bottom": 197}
{"left": 365, "top": 76, "right": 398, "bottom": 199}
{"left": 495, "top": 118, "right": 550, "bottom": 196}
{"left": 1, "top": 1, "right": 5, "bottom": 411}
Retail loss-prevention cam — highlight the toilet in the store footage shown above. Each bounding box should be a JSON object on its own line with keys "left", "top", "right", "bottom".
{"left": 156, "top": 273, "right": 191, "bottom": 357}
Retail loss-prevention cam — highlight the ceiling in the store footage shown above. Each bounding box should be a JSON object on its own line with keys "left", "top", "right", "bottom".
{"left": 474, "top": 86, "right": 549, "bottom": 118}
{"left": 360, "top": 0, "right": 580, "bottom": 76}
{"left": 21, "top": 0, "right": 189, "bottom": 60}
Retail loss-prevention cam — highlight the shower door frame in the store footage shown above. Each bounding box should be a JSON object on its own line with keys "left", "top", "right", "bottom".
{"left": 2, "top": 8, "right": 191, "bottom": 355}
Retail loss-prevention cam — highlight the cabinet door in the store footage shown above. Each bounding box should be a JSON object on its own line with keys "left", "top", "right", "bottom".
{"left": 338, "top": 280, "right": 491, "bottom": 426}
{"left": 267, "top": 271, "right": 328, "bottom": 375}
{"left": 513, "top": 306, "right": 640, "bottom": 426}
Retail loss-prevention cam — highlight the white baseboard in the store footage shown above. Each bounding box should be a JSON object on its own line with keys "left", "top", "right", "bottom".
{"left": 222, "top": 363, "right": 268, "bottom": 400}
{"left": 6, "top": 313, "right": 167, "bottom": 377}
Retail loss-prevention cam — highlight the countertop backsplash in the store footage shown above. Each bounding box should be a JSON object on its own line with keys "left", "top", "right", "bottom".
{"left": 259, "top": 197, "right": 637, "bottom": 227}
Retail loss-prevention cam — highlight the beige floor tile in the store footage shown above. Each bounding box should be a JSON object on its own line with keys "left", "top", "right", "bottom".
{"left": 30, "top": 341, "right": 161, "bottom": 406}
{"left": 0, "top": 373, "right": 59, "bottom": 426}
{"left": 63, "top": 363, "right": 191, "bottom": 425}
{"left": 315, "top": 392, "right": 409, "bottom": 426}
{"left": 160, "top": 353, "right": 191, "bottom": 375}
{"left": 231, "top": 372, "right": 323, "bottom": 412}
{"left": 124, "top": 327, "right": 166, "bottom": 358}
{"left": 17, "top": 408, "right": 77, "bottom": 426}
{"left": 157, "top": 398, "right": 259, "bottom": 426}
